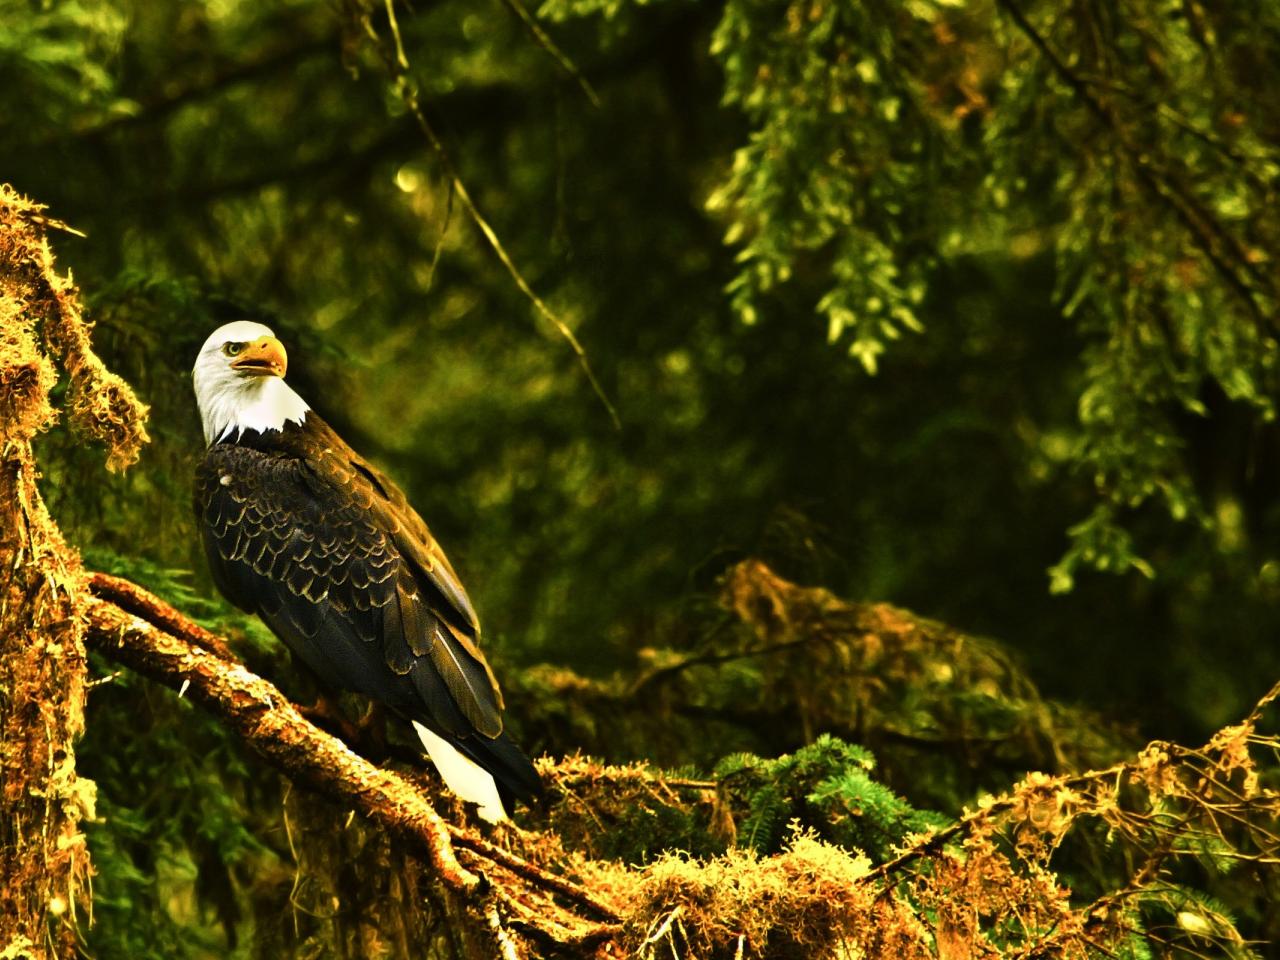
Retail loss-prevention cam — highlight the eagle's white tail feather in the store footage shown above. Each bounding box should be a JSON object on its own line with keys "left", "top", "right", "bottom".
{"left": 412, "top": 721, "right": 507, "bottom": 823}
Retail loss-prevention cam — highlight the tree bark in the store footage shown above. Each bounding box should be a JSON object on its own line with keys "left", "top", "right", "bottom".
{"left": 0, "top": 185, "right": 149, "bottom": 959}
{"left": 83, "top": 587, "right": 623, "bottom": 955}
{"left": 0, "top": 212, "right": 89, "bottom": 960}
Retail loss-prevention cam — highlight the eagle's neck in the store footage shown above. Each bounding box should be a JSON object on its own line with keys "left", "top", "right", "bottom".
{"left": 198, "top": 375, "right": 311, "bottom": 445}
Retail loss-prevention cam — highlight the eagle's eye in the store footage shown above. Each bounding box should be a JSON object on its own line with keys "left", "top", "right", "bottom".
{"left": 222, "top": 342, "right": 244, "bottom": 357}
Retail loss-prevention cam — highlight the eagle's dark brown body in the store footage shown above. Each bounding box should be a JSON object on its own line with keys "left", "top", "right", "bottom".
{"left": 194, "top": 412, "right": 541, "bottom": 809}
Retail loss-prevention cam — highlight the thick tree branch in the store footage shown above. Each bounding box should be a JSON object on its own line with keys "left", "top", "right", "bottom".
{"left": 85, "top": 597, "right": 481, "bottom": 893}
{"left": 81, "top": 582, "right": 626, "bottom": 947}
{"left": 88, "top": 572, "right": 237, "bottom": 661}
{"left": 72, "top": 570, "right": 1280, "bottom": 959}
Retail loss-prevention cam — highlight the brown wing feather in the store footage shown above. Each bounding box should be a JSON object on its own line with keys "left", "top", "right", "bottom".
{"left": 299, "top": 417, "right": 503, "bottom": 733}
{"left": 309, "top": 427, "right": 479, "bottom": 630}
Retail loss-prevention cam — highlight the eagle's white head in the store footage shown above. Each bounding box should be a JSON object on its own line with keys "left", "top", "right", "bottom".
{"left": 192, "top": 320, "right": 310, "bottom": 445}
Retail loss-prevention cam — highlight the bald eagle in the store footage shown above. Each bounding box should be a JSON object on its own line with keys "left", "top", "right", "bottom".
{"left": 192, "top": 321, "right": 540, "bottom": 821}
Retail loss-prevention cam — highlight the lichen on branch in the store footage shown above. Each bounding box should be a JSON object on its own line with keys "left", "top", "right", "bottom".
{"left": 0, "top": 184, "right": 150, "bottom": 959}
{"left": 82, "top": 571, "right": 1280, "bottom": 959}
{"left": 0, "top": 184, "right": 149, "bottom": 470}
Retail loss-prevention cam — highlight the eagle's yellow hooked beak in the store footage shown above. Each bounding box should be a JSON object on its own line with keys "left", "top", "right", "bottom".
{"left": 230, "top": 336, "right": 287, "bottom": 378}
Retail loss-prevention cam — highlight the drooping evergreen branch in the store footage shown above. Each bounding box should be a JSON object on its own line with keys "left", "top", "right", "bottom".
{"left": 995, "top": 0, "right": 1273, "bottom": 327}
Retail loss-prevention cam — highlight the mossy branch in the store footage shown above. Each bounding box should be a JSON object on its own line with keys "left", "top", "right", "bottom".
{"left": 82, "top": 581, "right": 625, "bottom": 953}
{"left": 0, "top": 184, "right": 149, "bottom": 469}
{"left": 84, "top": 596, "right": 483, "bottom": 894}
{"left": 78, "top": 568, "right": 1280, "bottom": 960}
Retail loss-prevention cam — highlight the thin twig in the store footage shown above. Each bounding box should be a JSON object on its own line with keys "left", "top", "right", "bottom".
{"left": 450, "top": 827, "right": 623, "bottom": 922}
{"left": 423, "top": 181, "right": 454, "bottom": 293}
{"left": 382, "top": 0, "right": 410, "bottom": 69}
{"left": 500, "top": 0, "right": 601, "bottom": 107}
{"left": 362, "top": 3, "right": 621, "bottom": 429}
{"left": 18, "top": 212, "right": 86, "bottom": 238}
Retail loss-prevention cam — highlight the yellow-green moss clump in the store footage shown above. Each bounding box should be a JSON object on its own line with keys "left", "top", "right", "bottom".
{"left": 623, "top": 828, "right": 929, "bottom": 960}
